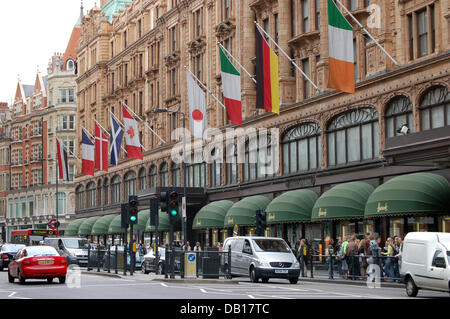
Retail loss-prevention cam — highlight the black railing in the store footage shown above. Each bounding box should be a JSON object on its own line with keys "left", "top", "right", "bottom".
{"left": 86, "top": 245, "right": 143, "bottom": 274}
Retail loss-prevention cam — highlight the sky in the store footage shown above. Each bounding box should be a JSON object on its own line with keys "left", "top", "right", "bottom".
{"left": 0, "top": 0, "right": 98, "bottom": 104}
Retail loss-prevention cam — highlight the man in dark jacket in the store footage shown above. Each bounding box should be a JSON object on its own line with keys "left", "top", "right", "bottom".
{"left": 345, "top": 235, "right": 359, "bottom": 280}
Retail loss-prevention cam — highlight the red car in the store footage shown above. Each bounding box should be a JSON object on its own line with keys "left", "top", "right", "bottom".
{"left": 8, "top": 246, "right": 67, "bottom": 284}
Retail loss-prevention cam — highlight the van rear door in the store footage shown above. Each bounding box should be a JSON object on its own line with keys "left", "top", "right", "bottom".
{"left": 425, "top": 249, "right": 448, "bottom": 291}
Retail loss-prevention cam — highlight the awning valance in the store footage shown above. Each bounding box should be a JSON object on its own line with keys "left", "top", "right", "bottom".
{"left": 266, "top": 189, "right": 318, "bottom": 224}
{"left": 224, "top": 195, "right": 270, "bottom": 227}
{"left": 78, "top": 216, "right": 101, "bottom": 236}
{"left": 193, "top": 200, "right": 234, "bottom": 229}
{"left": 108, "top": 215, "right": 127, "bottom": 235}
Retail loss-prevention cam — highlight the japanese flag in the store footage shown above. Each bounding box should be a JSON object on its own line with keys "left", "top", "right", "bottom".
{"left": 122, "top": 104, "right": 143, "bottom": 160}
{"left": 187, "top": 72, "right": 207, "bottom": 139}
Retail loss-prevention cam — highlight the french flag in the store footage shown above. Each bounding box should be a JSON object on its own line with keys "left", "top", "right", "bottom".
{"left": 122, "top": 104, "right": 143, "bottom": 160}
{"left": 81, "top": 129, "right": 95, "bottom": 176}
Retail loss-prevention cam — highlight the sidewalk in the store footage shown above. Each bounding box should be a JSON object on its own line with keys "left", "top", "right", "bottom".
{"left": 82, "top": 268, "right": 403, "bottom": 288}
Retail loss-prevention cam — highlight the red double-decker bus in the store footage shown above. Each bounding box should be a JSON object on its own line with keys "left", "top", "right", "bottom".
{"left": 10, "top": 229, "right": 59, "bottom": 246}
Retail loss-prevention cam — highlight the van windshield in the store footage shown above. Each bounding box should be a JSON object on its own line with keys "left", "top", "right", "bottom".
{"left": 252, "top": 239, "right": 290, "bottom": 253}
{"left": 447, "top": 251, "right": 450, "bottom": 265}
{"left": 63, "top": 239, "right": 90, "bottom": 249}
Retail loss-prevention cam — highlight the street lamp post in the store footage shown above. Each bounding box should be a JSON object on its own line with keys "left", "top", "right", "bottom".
{"left": 154, "top": 109, "right": 187, "bottom": 243}
{"left": 40, "top": 157, "right": 58, "bottom": 232}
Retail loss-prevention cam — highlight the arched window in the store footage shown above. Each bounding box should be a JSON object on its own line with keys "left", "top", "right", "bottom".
{"left": 111, "top": 175, "right": 122, "bottom": 204}
{"left": 103, "top": 178, "right": 109, "bottom": 205}
{"left": 243, "top": 135, "right": 275, "bottom": 181}
{"left": 171, "top": 163, "right": 181, "bottom": 186}
{"left": 282, "top": 122, "right": 322, "bottom": 174}
{"left": 327, "top": 107, "right": 379, "bottom": 166}
{"left": 97, "top": 180, "right": 102, "bottom": 207}
{"left": 124, "top": 171, "right": 136, "bottom": 199}
{"left": 160, "top": 163, "right": 169, "bottom": 187}
{"left": 76, "top": 185, "right": 84, "bottom": 210}
{"left": 210, "top": 148, "right": 222, "bottom": 187}
{"left": 56, "top": 193, "right": 67, "bottom": 214}
{"left": 149, "top": 165, "right": 157, "bottom": 187}
{"left": 385, "top": 96, "right": 414, "bottom": 139}
{"left": 226, "top": 143, "right": 238, "bottom": 184}
{"left": 138, "top": 167, "right": 147, "bottom": 190}
{"left": 420, "top": 86, "right": 450, "bottom": 130}
{"left": 186, "top": 162, "right": 206, "bottom": 187}
{"left": 86, "top": 182, "right": 96, "bottom": 208}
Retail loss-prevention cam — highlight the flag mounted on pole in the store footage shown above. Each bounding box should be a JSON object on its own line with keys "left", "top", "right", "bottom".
{"left": 122, "top": 104, "right": 143, "bottom": 160}
{"left": 327, "top": 0, "right": 355, "bottom": 93}
{"left": 255, "top": 26, "right": 280, "bottom": 115}
{"left": 109, "top": 113, "right": 124, "bottom": 165}
{"left": 56, "top": 138, "right": 69, "bottom": 181}
{"left": 81, "top": 129, "right": 95, "bottom": 176}
{"left": 186, "top": 71, "right": 207, "bottom": 138}
{"left": 219, "top": 47, "right": 242, "bottom": 126}
{"left": 94, "top": 122, "right": 109, "bottom": 172}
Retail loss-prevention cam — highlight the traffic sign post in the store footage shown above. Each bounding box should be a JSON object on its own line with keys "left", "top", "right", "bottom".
{"left": 184, "top": 252, "right": 197, "bottom": 278}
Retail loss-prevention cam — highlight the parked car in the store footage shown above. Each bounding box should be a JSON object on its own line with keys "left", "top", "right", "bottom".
{"left": 7, "top": 246, "right": 67, "bottom": 284}
{"left": 400, "top": 232, "right": 450, "bottom": 297}
{"left": 0, "top": 244, "right": 26, "bottom": 271}
{"left": 222, "top": 236, "right": 300, "bottom": 284}
{"left": 43, "top": 237, "right": 90, "bottom": 267}
{"left": 141, "top": 247, "right": 181, "bottom": 274}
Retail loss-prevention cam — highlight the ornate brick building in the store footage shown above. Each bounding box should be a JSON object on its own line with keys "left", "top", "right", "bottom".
{"left": 74, "top": 0, "right": 449, "bottom": 247}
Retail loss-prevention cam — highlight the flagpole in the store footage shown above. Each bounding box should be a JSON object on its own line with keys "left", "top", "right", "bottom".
{"left": 83, "top": 126, "right": 127, "bottom": 154}
{"left": 56, "top": 136, "right": 81, "bottom": 161}
{"left": 122, "top": 102, "right": 166, "bottom": 144}
{"left": 254, "top": 21, "right": 321, "bottom": 93}
{"left": 184, "top": 66, "right": 226, "bottom": 110}
{"left": 94, "top": 119, "right": 135, "bottom": 152}
{"left": 217, "top": 42, "right": 257, "bottom": 84}
{"left": 334, "top": 0, "right": 399, "bottom": 66}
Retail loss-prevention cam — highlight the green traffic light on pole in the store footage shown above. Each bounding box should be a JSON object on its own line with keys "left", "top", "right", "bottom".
{"left": 170, "top": 210, "right": 178, "bottom": 216}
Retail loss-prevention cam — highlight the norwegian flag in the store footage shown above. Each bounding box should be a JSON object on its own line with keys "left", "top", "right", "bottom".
{"left": 122, "top": 104, "right": 143, "bottom": 160}
{"left": 56, "top": 138, "right": 69, "bottom": 181}
{"left": 94, "top": 122, "right": 108, "bottom": 172}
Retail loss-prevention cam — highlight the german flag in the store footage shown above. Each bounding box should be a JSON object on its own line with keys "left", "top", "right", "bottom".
{"left": 255, "top": 26, "right": 279, "bottom": 114}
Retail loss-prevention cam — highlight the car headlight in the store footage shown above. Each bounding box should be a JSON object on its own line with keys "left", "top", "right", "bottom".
{"left": 256, "top": 260, "right": 271, "bottom": 267}
{"left": 293, "top": 260, "right": 300, "bottom": 267}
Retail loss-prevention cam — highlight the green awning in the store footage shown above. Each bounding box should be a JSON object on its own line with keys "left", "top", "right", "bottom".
{"left": 108, "top": 215, "right": 127, "bottom": 235}
{"left": 64, "top": 219, "right": 86, "bottom": 236}
{"left": 193, "top": 200, "right": 234, "bottom": 229}
{"left": 311, "top": 182, "right": 374, "bottom": 221}
{"left": 145, "top": 210, "right": 181, "bottom": 232}
{"left": 266, "top": 189, "right": 318, "bottom": 224}
{"left": 365, "top": 173, "right": 450, "bottom": 218}
{"left": 137, "top": 209, "right": 150, "bottom": 231}
{"left": 91, "top": 215, "right": 117, "bottom": 236}
{"left": 78, "top": 216, "right": 101, "bottom": 236}
{"left": 224, "top": 195, "right": 271, "bottom": 227}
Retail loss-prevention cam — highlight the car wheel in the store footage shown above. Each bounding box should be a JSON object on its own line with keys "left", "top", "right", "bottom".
{"left": 18, "top": 271, "right": 25, "bottom": 285}
{"left": 405, "top": 277, "right": 418, "bottom": 297}
{"left": 289, "top": 277, "right": 299, "bottom": 284}
{"left": 262, "top": 278, "right": 269, "bottom": 283}
{"left": 58, "top": 276, "right": 66, "bottom": 284}
{"left": 249, "top": 267, "right": 259, "bottom": 283}
{"left": 47, "top": 278, "right": 53, "bottom": 283}
{"left": 142, "top": 262, "right": 150, "bottom": 274}
{"left": 8, "top": 269, "right": 14, "bottom": 283}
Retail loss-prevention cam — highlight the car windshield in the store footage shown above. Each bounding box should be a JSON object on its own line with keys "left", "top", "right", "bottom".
{"left": 2, "top": 244, "right": 25, "bottom": 252}
{"left": 63, "top": 239, "right": 90, "bottom": 249}
{"left": 447, "top": 251, "right": 450, "bottom": 265}
{"left": 26, "top": 246, "right": 59, "bottom": 257}
{"left": 252, "top": 239, "right": 290, "bottom": 253}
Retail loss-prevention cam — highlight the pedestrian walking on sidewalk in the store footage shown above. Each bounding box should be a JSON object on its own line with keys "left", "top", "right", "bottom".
{"left": 335, "top": 237, "right": 343, "bottom": 278}
{"left": 327, "top": 239, "right": 335, "bottom": 279}
{"left": 358, "top": 239, "right": 370, "bottom": 278}
{"left": 298, "top": 239, "right": 309, "bottom": 277}
{"left": 382, "top": 237, "right": 395, "bottom": 282}
{"left": 193, "top": 242, "right": 202, "bottom": 252}
{"left": 346, "top": 235, "right": 359, "bottom": 280}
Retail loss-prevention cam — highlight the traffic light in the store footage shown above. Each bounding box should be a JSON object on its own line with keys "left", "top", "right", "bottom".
{"left": 149, "top": 198, "right": 159, "bottom": 226}
{"left": 121, "top": 203, "right": 129, "bottom": 228}
{"left": 168, "top": 189, "right": 179, "bottom": 218}
{"left": 160, "top": 191, "right": 168, "bottom": 213}
{"left": 255, "top": 210, "right": 267, "bottom": 236}
{"left": 128, "top": 195, "right": 138, "bottom": 225}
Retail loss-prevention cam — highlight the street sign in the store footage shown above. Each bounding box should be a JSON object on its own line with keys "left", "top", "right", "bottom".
{"left": 184, "top": 252, "right": 196, "bottom": 278}
{"left": 48, "top": 219, "right": 57, "bottom": 230}
{"left": 182, "top": 196, "right": 186, "bottom": 218}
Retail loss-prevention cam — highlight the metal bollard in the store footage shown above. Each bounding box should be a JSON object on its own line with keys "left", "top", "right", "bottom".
{"left": 164, "top": 244, "right": 169, "bottom": 279}
{"left": 107, "top": 246, "right": 111, "bottom": 273}
{"left": 180, "top": 251, "right": 185, "bottom": 279}
{"left": 87, "top": 246, "right": 91, "bottom": 271}
{"left": 123, "top": 245, "right": 127, "bottom": 276}
{"left": 228, "top": 246, "right": 232, "bottom": 279}
{"left": 97, "top": 248, "right": 101, "bottom": 272}
{"left": 310, "top": 253, "right": 314, "bottom": 278}
{"left": 114, "top": 245, "right": 118, "bottom": 274}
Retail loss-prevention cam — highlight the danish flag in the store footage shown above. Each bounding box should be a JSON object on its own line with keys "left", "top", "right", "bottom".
{"left": 94, "top": 122, "right": 108, "bottom": 172}
{"left": 122, "top": 104, "right": 143, "bottom": 160}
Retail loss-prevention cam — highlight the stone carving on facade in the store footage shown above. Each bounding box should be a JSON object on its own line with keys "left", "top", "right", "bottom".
{"left": 164, "top": 52, "right": 180, "bottom": 68}
{"left": 187, "top": 37, "right": 206, "bottom": 55}
{"left": 214, "top": 19, "right": 236, "bottom": 39}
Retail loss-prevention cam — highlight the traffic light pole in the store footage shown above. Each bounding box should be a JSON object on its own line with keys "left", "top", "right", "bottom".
{"left": 129, "top": 223, "right": 134, "bottom": 276}
{"left": 169, "top": 221, "right": 175, "bottom": 279}
{"left": 123, "top": 229, "right": 127, "bottom": 276}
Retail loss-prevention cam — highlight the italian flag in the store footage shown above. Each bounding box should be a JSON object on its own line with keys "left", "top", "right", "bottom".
{"left": 220, "top": 47, "right": 242, "bottom": 126}
{"left": 327, "top": 0, "right": 355, "bottom": 94}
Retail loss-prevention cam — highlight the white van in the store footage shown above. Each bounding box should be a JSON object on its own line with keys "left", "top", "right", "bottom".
{"left": 222, "top": 236, "right": 300, "bottom": 284}
{"left": 400, "top": 232, "right": 450, "bottom": 297}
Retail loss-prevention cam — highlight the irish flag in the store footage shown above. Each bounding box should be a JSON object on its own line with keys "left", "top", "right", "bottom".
{"left": 255, "top": 26, "right": 279, "bottom": 114}
{"left": 327, "top": 0, "right": 355, "bottom": 94}
{"left": 220, "top": 47, "right": 242, "bottom": 126}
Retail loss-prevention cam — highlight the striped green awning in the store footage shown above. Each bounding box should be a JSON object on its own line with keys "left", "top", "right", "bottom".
{"left": 193, "top": 200, "right": 234, "bottom": 229}
{"left": 312, "top": 182, "right": 374, "bottom": 221}
{"left": 91, "top": 215, "right": 117, "bottom": 236}
{"left": 78, "top": 216, "right": 101, "bottom": 236}
{"left": 365, "top": 173, "right": 450, "bottom": 218}
{"left": 145, "top": 210, "right": 181, "bottom": 232}
{"left": 64, "top": 219, "right": 86, "bottom": 236}
{"left": 266, "top": 189, "right": 318, "bottom": 224}
{"left": 224, "top": 195, "right": 271, "bottom": 227}
{"left": 108, "top": 215, "right": 127, "bottom": 235}
{"left": 136, "top": 210, "right": 150, "bottom": 231}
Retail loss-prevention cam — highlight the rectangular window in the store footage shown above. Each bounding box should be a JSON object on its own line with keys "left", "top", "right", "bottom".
{"left": 430, "top": 5, "right": 435, "bottom": 53}
{"left": 353, "top": 38, "right": 357, "bottom": 82}
{"left": 195, "top": 9, "right": 202, "bottom": 37}
{"left": 408, "top": 14, "right": 414, "bottom": 60}
{"left": 350, "top": 0, "right": 357, "bottom": 11}
{"left": 417, "top": 10, "right": 428, "bottom": 57}
{"left": 274, "top": 14, "right": 279, "bottom": 43}
{"left": 28, "top": 196, "right": 34, "bottom": 217}
{"left": 171, "top": 26, "right": 177, "bottom": 52}
{"left": 224, "top": 0, "right": 231, "bottom": 20}
{"left": 302, "top": 0, "right": 309, "bottom": 33}
{"left": 60, "top": 89, "right": 67, "bottom": 103}
{"left": 123, "top": 30, "right": 127, "bottom": 49}
{"left": 196, "top": 55, "right": 202, "bottom": 81}
{"left": 315, "top": 0, "right": 320, "bottom": 30}
{"left": 138, "top": 19, "right": 142, "bottom": 38}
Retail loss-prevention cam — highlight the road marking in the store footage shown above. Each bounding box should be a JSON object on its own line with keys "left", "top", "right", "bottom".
{"left": 248, "top": 295, "right": 255, "bottom": 299}
{"left": 8, "top": 292, "right": 16, "bottom": 297}
{"left": 200, "top": 289, "right": 207, "bottom": 293}
{"left": 160, "top": 283, "right": 168, "bottom": 287}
